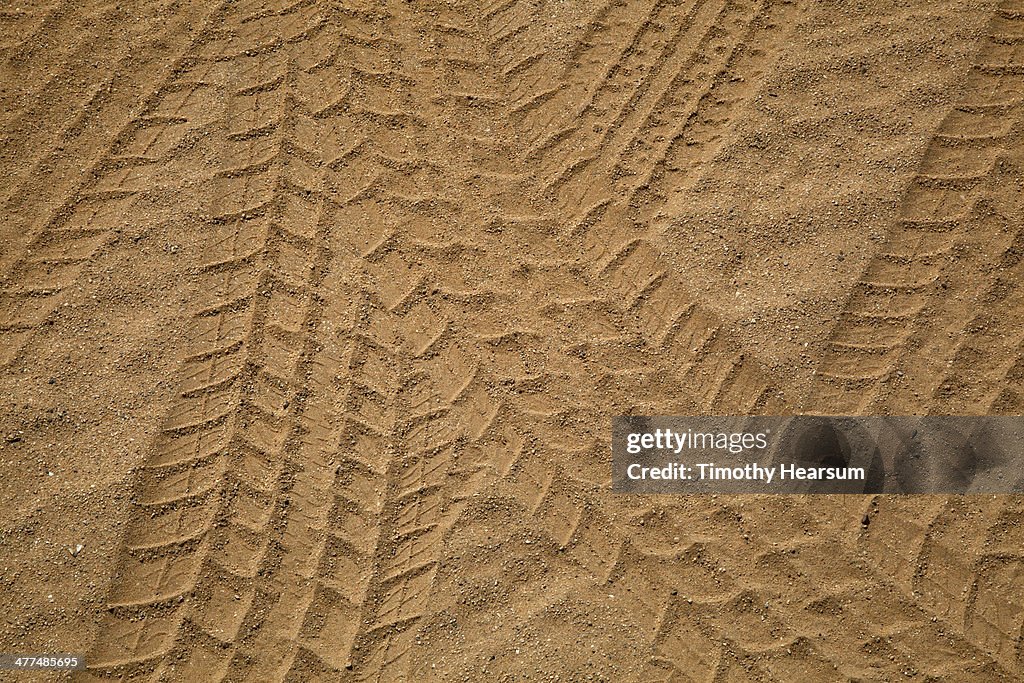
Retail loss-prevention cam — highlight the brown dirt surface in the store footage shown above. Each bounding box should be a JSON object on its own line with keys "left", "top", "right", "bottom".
{"left": 1, "top": 0, "right": 1023, "bottom": 681}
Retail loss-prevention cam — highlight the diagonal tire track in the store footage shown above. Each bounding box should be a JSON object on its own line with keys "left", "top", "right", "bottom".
{"left": 50, "top": 1, "right": 1024, "bottom": 681}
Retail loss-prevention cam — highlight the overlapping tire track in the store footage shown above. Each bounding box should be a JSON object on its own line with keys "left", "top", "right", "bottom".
{"left": 468, "top": 0, "right": 1015, "bottom": 679}
{"left": 81, "top": 1, "right": 554, "bottom": 680}
{"left": 61, "top": 0, "right": 1024, "bottom": 680}
{"left": 77, "top": 1, "right": 748, "bottom": 678}
{"left": 417, "top": 2, "right": 1024, "bottom": 679}
{"left": 791, "top": 4, "right": 1024, "bottom": 672}
{"left": 485, "top": 0, "right": 802, "bottom": 416}
{"left": 281, "top": 5, "right": 627, "bottom": 679}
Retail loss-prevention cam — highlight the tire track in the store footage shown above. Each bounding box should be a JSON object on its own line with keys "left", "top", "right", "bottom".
{"left": 793, "top": 5, "right": 1024, "bottom": 670}
{"left": 422, "top": 475, "right": 1018, "bottom": 680}
{"left": 283, "top": 7, "right": 528, "bottom": 679}
{"left": 928, "top": 228, "right": 1024, "bottom": 415}
{"left": 804, "top": 2, "right": 1024, "bottom": 415}
{"left": 353, "top": 4, "right": 1021, "bottom": 678}
{"left": 174, "top": 8, "right": 467, "bottom": 678}
{"left": 51, "top": 0, "right": 1024, "bottom": 680}
{"left": 850, "top": 496, "right": 1024, "bottom": 673}
{"left": 485, "top": 0, "right": 647, "bottom": 153}
{"left": 80, "top": 1, "right": 335, "bottom": 677}
{"left": 539, "top": 0, "right": 733, "bottom": 200}
{"left": 0, "top": 0, "right": 218, "bottom": 277}
{"left": 0, "top": 0, "right": 226, "bottom": 366}
{"left": 460, "top": 424, "right": 1021, "bottom": 679}
{"left": 458, "top": 6, "right": 1022, "bottom": 679}
{"left": 83, "top": 3, "right": 517, "bottom": 680}
{"left": 482, "top": 0, "right": 803, "bottom": 415}
{"left": 243, "top": 4, "right": 691, "bottom": 679}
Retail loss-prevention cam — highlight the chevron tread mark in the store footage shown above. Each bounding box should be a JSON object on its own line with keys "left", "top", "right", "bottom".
{"left": 29, "top": 0, "right": 1024, "bottom": 680}
{"left": 0, "top": 0, "right": 225, "bottom": 280}
{"left": 805, "top": 3, "right": 1024, "bottom": 414}
{"left": 81, "top": 2, "right": 339, "bottom": 677}
{"left": 0, "top": 1, "right": 230, "bottom": 367}
{"left": 423, "top": 6, "right": 1024, "bottom": 671}
{"left": 485, "top": 0, "right": 803, "bottom": 416}
{"left": 485, "top": 0, "right": 646, "bottom": 151}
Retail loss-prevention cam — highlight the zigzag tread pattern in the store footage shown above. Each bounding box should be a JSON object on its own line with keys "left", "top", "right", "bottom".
{"left": 805, "top": 1, "right": 1024, "bottom": 415}
{"left": 0, "top": 0, "right": 229, "bottom": 366}
{"left": 44, "top": 0, "right": 1024, "bottom": 680}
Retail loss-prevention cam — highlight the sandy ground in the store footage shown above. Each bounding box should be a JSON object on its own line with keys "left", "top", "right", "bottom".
{"left": 1, "top": 0, "right": 1022, "bottom": 680}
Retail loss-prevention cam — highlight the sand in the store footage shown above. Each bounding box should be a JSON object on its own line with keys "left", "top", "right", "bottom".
{"left": 1, "top": 0, "right": 1022, "bottom": 680}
